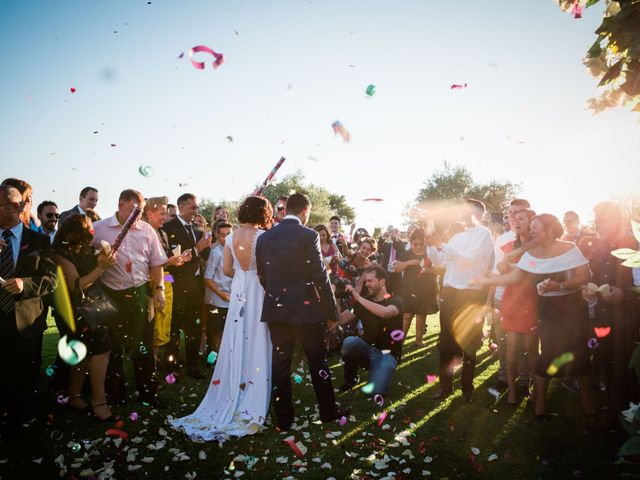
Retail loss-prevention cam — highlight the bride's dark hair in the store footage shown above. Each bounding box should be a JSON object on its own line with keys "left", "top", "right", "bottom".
{"left": 237, "top": 195, "right": 273, "bottom": 229}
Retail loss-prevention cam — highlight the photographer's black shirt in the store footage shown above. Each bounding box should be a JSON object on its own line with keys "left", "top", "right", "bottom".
{"left": 354, "top": 294, "right": 404, "bottom": 362}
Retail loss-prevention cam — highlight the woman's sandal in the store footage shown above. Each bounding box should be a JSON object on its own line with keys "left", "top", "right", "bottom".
{"left": 67, "top": 394, "right": 90, "bottom": 413}
{"left": 92, "top": 402, "right": 116, "bottom": 422}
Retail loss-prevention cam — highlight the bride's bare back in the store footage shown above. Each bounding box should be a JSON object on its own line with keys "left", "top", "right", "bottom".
{"left": 231, "top": 226, "right": 260, "bottom": 272}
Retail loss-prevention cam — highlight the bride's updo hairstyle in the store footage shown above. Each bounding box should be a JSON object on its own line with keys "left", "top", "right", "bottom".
{"left": 531, "top": 213, "right": 564, "bottom": 240}
{"left": 237, "top": 195, "right": 273, "bottom": 229}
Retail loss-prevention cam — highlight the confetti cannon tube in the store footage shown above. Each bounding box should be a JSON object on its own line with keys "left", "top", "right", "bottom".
{"left": 253, "top": 157, "right": 286, "bottom": 196}
{"left": 112, "top": 206, "right": 142, "bottom": 253}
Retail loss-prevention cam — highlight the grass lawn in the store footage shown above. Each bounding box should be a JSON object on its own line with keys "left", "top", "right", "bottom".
{"left": 0, "top": 314, "right": 634, "bottom": 479}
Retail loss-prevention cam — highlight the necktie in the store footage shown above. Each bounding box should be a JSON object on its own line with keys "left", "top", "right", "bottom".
{"left": 185, "top": 224, "right": 195, "bottom": 244}
{"left": 0, "top": 230, "right": 15, "bottom": 313}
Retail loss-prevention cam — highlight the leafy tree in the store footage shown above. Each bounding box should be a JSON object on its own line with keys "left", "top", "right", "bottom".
{"left": 261, "top": 171, "right": 356, "bottom": 226}
{"left": 328, "top": 194, "right": 356, "bottom": 224}
{"left": 558, "top": 0, "right": 640, "bottom": 114}
{"left": 412, "top": 161, "right": 520, "bottom": 223}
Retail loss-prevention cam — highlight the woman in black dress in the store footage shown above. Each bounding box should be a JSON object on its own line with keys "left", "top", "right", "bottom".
{"left": 394, "top": 227, "right": 438, "bottom": 347}
{"left": 53, "top": 214, "right": 116, "bottom": 421}
{"left": 477, "top": 214, "right": 594, "bottom": 418}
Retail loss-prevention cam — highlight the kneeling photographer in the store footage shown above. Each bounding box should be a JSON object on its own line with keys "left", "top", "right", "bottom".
{"left": 333, "top": 266, "right": 404, "bottom": 397}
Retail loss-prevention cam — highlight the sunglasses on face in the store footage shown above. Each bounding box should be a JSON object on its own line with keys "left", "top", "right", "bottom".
{"left": 45, "top": 213, "right": 60, "bottom": 219}
{"left": 277, "top": 206, "right": 285, "bottom": 212}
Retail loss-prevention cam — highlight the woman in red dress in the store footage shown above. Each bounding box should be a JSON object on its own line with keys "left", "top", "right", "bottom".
{"left": 497, "top": 209, "right": 539, "bottom": 404}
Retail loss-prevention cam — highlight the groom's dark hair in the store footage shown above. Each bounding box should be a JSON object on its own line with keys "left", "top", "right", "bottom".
{"left": 286, "top": 193, "right": 311, "bottom": 215}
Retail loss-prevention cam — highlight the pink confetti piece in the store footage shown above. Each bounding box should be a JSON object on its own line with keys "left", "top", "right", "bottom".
{"left": 377, "top": 411, "right": 388, "bottom": 426}
{"left": 587, "top": 338, "right": 599, "bottom": 349}
{"left": 426, "top": 374, "right": 438, "bottom": 384}
{"left": 129, "top": 412, "right": 139, "bottom": 421}
{"left": 572, "top": 2, "right": 582, "bottom": 19}
{"left": 105, "top": 428, "right": 128, "bottom": 439}
{"left": 339, "top": 416, "right": 347, "bottom": 426}
{"left": 189, "top": 45, "right": 224, "bottom": 70}
{"left": 450, "top": 83, "right": 468, "bottom": 90}
{"left": 284, "top": 437, "right": 306, "bottom": 457}
{"left": 165, "top": 373, "right": 176, "bottom": 384}
{"left": 332, "top": 120, "right": 351, "bottom": 142}
{"left": 390, "top": 329, "right": 405, "bottom": 342}
{"left": 594, "top": 326, "right": 611, "bottom": 338}
{"left": 318, "top": 369, "right": 329, "bottom": 380}
{"left": 70, "top": 87, "right": 76, "bottom": 93}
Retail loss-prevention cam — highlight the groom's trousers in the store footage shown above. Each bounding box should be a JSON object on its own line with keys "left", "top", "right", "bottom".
{"left": 269, "top": 321, "right": 338, "bottom": 427}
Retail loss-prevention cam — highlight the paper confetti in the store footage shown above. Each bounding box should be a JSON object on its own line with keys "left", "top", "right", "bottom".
{"left": 207, "top": 351, "right": 218, "bottom": 365}
{"left": 572, "top": 2, "right": 583, "bottom": 19}
{"left": 57, "top": 335, "right": 87, "bottom": 366}
{"left": 450, "top": 83, "right": 468, "bottom": 89}
{"left": 361, "top": 382, "right": 375, "bottom": 394}
{"left": 332, "top": 121, "right": 351, "bottom": 143}
{"left": 546, "top": 352, "right": 574, "bottom": 376}
{"left": 390, "top": 329, "right": 405, "bottom": 341}
{"left": 377, "top": 411, "right": 388, "bottom": 426}
{"left": 138, "top": 165, "right": 155, "bottom": 177}
{"left": 365, "top": 84, "right": 376, "bottom": 96}
{"left": 189, "top": 45, "right": 224, "bottom": 70}
{"left": 53, "top": 265, "right": 76, "bottom": 333}
{"left": 594, "top": 326, "right": 611, "bottom": 338}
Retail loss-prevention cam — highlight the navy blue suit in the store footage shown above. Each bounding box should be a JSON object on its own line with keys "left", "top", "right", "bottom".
{"left": 256, "top": 218, "right": 339, "bottom": 427}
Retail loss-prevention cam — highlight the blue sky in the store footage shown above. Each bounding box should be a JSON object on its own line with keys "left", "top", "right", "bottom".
{"left": 1, "top": 0, "right": 638, "bottom": 230}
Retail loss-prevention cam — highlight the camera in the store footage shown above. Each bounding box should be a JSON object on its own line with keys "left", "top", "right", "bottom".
{"left": 331, "top": 277, "right": 351, "bottom": 299}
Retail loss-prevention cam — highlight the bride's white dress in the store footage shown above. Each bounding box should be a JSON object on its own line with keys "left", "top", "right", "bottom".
{"left": 169, "top": 229, "right": 272, "bottom": 442}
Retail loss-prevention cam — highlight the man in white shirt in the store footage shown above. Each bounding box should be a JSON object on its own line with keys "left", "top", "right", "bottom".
{"left": 93, "top": 189, "right": 167, "bottom": 406}
{"left": 428, "top": 199, "right": 494, "bottom": 402}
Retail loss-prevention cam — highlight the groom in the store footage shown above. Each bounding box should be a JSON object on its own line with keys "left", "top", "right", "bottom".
{"left": 256, "top": 193, "right": 349, "bottom": 430}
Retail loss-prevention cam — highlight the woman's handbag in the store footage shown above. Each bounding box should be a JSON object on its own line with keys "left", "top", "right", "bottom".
{"left": 75, "top": 285, "right": 119, "bottom": 331}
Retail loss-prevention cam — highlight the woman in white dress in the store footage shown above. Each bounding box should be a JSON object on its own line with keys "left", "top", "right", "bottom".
{"left": 170, "top": 196, "right": 273, "bottom": 442}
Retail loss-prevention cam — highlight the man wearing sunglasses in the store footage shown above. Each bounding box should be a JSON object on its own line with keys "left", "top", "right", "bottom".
{"left": 36, "top": 200, "right": 59, "bottom": 243}
{"left": 273, "top": 195, "right": 288, "bottom": 224}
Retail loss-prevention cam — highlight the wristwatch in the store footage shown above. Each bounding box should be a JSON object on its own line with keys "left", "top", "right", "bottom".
{"left": 155, "top": 285, "right": 165, "bottom": 291}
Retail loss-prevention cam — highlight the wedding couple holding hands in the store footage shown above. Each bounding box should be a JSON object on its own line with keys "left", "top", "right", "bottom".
{"left": 170, "top": 193, "right": 349, "bottom": 442}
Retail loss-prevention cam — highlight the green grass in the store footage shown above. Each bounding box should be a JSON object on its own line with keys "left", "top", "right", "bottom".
{"left": 0, "top": 314, "right": 633, "bottom": 479}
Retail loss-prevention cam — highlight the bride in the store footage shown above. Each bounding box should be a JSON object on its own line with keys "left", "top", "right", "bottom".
{"left": 170, "top": 196, "right": 273, "bottom": 442}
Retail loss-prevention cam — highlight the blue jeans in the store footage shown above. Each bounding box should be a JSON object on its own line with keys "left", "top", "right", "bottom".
{"left": 341, "top": 336, "right": 398, "bottom": 395}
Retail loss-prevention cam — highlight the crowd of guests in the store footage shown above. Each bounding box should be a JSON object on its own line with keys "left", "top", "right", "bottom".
{"left": 0, "top": 175, "right": 639, "bottom": 441}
